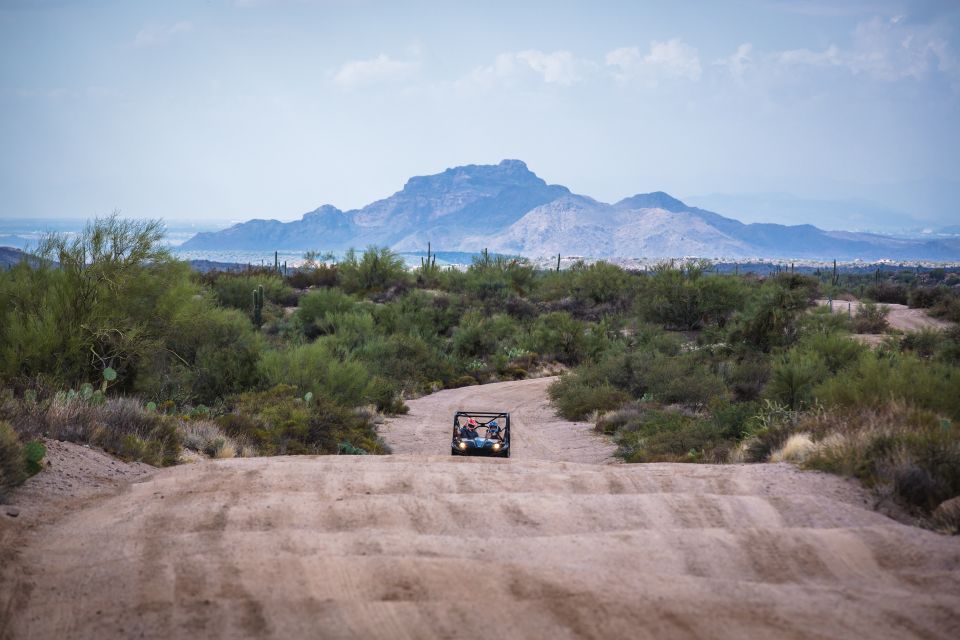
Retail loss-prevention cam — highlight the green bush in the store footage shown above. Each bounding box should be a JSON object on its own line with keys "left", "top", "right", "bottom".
{"left": 297, "top": 287, "right": 361, "bottom": 338}
{"left": 813, "top": 352, "right": 960, "bottom": 419}
{"left": 0, "top": 421, "right": 26, "bottom": 500}
{"left": 338, "top": 247, "right": 410, "bottom": 295}
{"left": 259, "top": 340, "right": 370, "bottom": 408}
{"left": 528, "top": 312, "right": 586, "bottom": 364}
{"left": 636, "top": 262, "right": 747, "bottom": 330}
{"left": 207, "top": 273, "right": 294, "bottom": 310}
{"left": 766, "top": 352, "right": 827, "bottom": 410}
{"left": 851, "top": 302, "right": 889, "bottom": 333}
{"left": 548, "top": 374, "right": 630, "bottom": 421}
{"left": 614, "top": 409, "right": 728, "bottom": 463}
{"left": 219, "top": 385, "right": 388, "bottom": 455}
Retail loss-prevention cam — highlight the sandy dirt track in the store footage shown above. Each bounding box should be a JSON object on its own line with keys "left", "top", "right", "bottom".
{"left": 816, "top": 299, "right": 954, "bottom": 332}
{"left": 380, "top": 377, "right": 616, "bottom": 463}
{"left": 3, "top": 379, "right": 960, "bottom": 639}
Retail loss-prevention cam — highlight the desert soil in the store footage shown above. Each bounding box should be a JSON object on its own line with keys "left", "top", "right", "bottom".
{"left": 2, "top": 378, "right": 959, "bottom": 639}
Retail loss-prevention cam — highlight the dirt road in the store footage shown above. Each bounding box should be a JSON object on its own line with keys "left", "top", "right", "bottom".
{"left": 380, "top": 377, "right": 615, "bottom": 464}
{"left": 816, "top": 298, "right": 953, "bottom": 332}
{"left": 2, "top": 379, "right": 959, "bottom": 639}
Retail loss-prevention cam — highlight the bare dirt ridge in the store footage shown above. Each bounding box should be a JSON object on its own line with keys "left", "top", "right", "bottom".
{"left": 2, "top": 379, "right": 960, "bottom": 639}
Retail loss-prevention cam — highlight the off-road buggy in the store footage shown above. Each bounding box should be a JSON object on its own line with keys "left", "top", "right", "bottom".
{"left": 450, "top": 411, "right": 511, "bottom": 458}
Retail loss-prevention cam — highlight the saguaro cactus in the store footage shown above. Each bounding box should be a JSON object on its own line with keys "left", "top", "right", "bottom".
{"left": 252, "top": 284, "right": 264, "bottom": 325}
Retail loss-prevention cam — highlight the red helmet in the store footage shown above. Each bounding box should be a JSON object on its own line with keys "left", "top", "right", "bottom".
{"left": 467, "top": 418, "right": 478, "bottom": 427}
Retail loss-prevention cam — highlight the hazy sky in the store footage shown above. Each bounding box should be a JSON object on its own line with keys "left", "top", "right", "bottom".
{"left": 1, "top": 0, "right": 958, "bottom": 225}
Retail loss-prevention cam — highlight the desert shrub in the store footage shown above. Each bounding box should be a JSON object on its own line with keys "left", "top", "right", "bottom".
{"left": 207, "top": 273, "right": 294, "bottom": 310}
{"left": 929, "top": 292, "right": 960, "bottom": 323}
{"left": 449, "top": 375, "right": 478, "bottom": 388}
{"left": 11, "top": 396, "right": 181, "bottom": 466}
{"left": 798, "top": 331, "right": 866, "bottom": 374}
{"left": 528, "top": 312, "right": 586, "bottom": 364}
{"left": 614, "top": 409, "right": 728, "bottom": 463}
{"left": 549, "top": 373, "right": 630, "bottom": 421}
{"left": 338, "top": 247, "right": 410, "bottom": 295}
{"left": 728, "top": 280, "right": 812, "bottom": 351}
{"left": 365, "top": 376, "right": 409, "bottom": 414}
{"left": 766, "top": 352, "right": 825, "bottom": 412}
{"left": 0, "top": 420, "right": 26, "bottom": 499}
{"left": 297, "top": 287, "right": 361, "bottom": 338}
{"left": 452, "top": 312, "right": 519, "bottom": 359}
{"left": 724, "top": 357, "right": 771, "bottom": 401}
{"left": 865, "top": 282, "right": 909, "bottom": 305}
{"left": 139, "top": 302, "right": 263, "bottom": 405}
{"left": 802, "top": 405, "right": 960, "bottom": 513}
{"left": 219, "top": 385, "right": 388, "bottom": 455}
{"left": 813, "top": 351, "right": 960, "bottom": 419}
{"left": 569, "top": 261, "right": 635, "bottom": 307}
{"left": 900, "top": 329, "right": 943, "bottom": 359}
{"left": 0, "top": 216, "right": 197, "bottom": 389}
{"left": 636, "top": 261, "right": 746, "bottom": 330}
{"left": 932, "top": 497, "right": 960, "bottom": 534}
{"left": 851, "top": 302, "right": 889, "bottom": 333}
{"left": 179, "top": 420, "right": 246, "bottom": 458}
{"left": 908, "top": 287, "right": 948, "bottom": 309}
{"left": 736, "top": 400, "right": 802, "bottom": 462}
{"left": 258, "top": 340, "right": 370, "bottom": 408}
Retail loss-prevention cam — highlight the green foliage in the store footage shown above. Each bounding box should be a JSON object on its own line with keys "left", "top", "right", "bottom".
{"left": 728, "top": 279, "right": 812, "bottom": 351}
{"left": 549, "top": 373, "right": 631, "bottom": 421}
{"left": 0, "top": 421, "right": 26, "bottom": 499}
{"left": 636, "top": 261, "right": 746, "bottom": 330}
{"left": 813, "top": 351, "right": 960, "bottom": 419}
{"left": 23, "top": 440, "right": 46, "bottom": 476}
{"left": 297, "top": 287, "right": 361, "bottom": 338}
{"left": 851, "top": 302, "right": 889, "bottom": 333}
{"left": 613, "top": 409, "right": 729, "bottom": 463}
{"left": 528, "top": 312, "right": 586, "bottom": 364}
{"left": 338, "top": 247, "right": 410, "bottom": 295}
{"left": 0, "top": 214, "right": 188, "bottom": 388}
{"left": 206, "top": 273, "right": 293, "bottom": 310}
{"left": 219, "top": 385, "right": 388, "bottom": 455}
{"left": 766, "top": 352, "right": 827, "bottom": 410}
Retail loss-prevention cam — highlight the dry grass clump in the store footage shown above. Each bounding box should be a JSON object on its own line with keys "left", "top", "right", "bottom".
{"left": 931, "top": 497, "right": 960, "bottom": 535}
{"left": 179, "top": 420, "right": 249, "bottom": 459}
{"left": 769, "top": 433, "right": 816, "bottom": 462}
{"left": 11, "top": 396, "right": 181, "bottom": 467}
{"left": 800, "top": 403, "right": 960, "bottom": 518}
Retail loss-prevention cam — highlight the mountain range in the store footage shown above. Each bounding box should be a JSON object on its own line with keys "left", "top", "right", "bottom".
{"left": 180, "top": 160, "right": 960, "bottom": 261}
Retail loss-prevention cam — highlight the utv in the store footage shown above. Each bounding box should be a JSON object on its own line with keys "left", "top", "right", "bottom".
{"left": 451, "top": 411, "right": 511, "bottom": 458}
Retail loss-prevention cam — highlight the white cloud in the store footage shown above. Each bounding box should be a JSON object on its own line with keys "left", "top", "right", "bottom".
{"left": 459, "top": 50, "right": 590, "bottom": 89}
{"left": 714, "top": 43, "right": 754, "bottom": 80}
{"left": 777, "top": 44, "right": 843, "bottom": 67}
{"left": 606, "top": 39, "right": 702, "bottom": 85}
{"left": 133, "top": 21, "right": 193, "bottom": 48}
{"left": 773, "top": 15, "right": 957, "bottom": 82}
{"left": 332, "top": 54, "right": 418, "bottom": 88}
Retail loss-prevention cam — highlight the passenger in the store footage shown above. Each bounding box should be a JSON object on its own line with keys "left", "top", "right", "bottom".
{"left": 487, "top": 420, "right": 501, "bottom": 440}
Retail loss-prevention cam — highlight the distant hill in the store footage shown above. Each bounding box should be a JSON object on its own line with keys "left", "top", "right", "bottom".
{"left": 180, "top": 160, "right": 960, "bottom": 261}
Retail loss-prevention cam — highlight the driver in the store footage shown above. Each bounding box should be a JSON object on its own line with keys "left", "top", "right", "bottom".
{"left": 460, "top": 417, "right": 480, "bottom": 439}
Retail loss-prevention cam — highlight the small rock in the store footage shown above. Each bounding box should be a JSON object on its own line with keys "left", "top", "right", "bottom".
{"left": 5, "top": 507, "right": 20, "bottom": 518}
